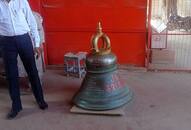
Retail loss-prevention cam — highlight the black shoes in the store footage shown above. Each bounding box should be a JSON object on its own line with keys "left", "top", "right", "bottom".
{"left": 6, "top": 109, "right": 22, "bottom": 120}
{"left": 6, "top": 102, "right": 48, "bottom": 120}
{"left": 38, "top": 101, "right": 48, "bottom": 110}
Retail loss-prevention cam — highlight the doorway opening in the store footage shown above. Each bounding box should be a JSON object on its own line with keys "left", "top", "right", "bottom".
{"left": 147, "top": 0, "right": 191, "bottom": 71}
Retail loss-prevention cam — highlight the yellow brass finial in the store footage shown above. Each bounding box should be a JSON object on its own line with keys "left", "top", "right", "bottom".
{"left": 91, "top": 22, "right": 111, "bottom": 55}
{"left": 97, "top": 22, "right": 102, "bottom": 33}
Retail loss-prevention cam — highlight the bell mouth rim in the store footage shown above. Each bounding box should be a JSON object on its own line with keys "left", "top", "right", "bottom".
{"left": 73, "top": 90, "right": 133, "bottom": 111}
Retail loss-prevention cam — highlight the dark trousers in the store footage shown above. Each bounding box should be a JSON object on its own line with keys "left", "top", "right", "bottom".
{"left": 1, "top": 33, "right": 45, "bottom": 111}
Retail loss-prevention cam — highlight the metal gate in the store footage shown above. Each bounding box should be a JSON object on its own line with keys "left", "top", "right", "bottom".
{"left": 147, "top": 0, "right": 191, "bottom": 71}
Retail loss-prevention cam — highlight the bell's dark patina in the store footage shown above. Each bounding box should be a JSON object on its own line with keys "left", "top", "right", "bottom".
{"left": 73, "top": 22, "right": 133, "bottom": 110}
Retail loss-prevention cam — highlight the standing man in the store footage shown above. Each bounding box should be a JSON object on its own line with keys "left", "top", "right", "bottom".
{"left": 17, "top": 11, "right": 46, "bottom": 92}
{"left": 0, "top": 0, "right": 48, "bottom": 119}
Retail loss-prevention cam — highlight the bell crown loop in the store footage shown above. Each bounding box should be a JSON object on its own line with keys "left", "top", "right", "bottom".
{"left": 91, "top": 22, "right": 111, "bottom": 55}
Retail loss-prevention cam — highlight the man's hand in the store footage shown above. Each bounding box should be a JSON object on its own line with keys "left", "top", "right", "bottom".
{"left": 34, "top": 45, "right": 43, "bottom": 59}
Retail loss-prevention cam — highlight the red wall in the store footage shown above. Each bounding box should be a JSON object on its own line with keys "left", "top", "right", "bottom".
{"left": 28, "top": 0, "right": 41, "bottom": 12}
{"left": 31, "top": 0, "right": 147, "bottom": 66}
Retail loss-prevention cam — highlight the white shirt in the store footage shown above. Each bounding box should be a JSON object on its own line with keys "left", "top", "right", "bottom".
{"left": 0, "top": 0, "right": 40, "bottom": 47}
{"left": 33, "top": 11, "right": 45, "bottom": 43}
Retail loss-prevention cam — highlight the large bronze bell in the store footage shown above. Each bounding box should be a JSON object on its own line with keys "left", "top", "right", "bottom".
{"left": 73, "top": 22, "right": 133, "bottom": 110}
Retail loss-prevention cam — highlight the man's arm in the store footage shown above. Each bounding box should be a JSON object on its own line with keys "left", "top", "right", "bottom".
{"left": 33, "top": 11, "right": 45, "bottom": 44}
{"left": 23, "top": 0, "right": 40, "bottom": 48}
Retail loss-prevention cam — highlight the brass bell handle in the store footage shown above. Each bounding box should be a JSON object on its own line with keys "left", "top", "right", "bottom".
{"left": 92, "top": 22, "right": 111, "bottom": 54}
{"left": 92, "top": 34, "right": 111, "bottom": 53}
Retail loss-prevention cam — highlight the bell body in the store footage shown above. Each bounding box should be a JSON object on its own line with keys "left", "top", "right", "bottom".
{"left": 73, "top": 52, "right": 133, "bottom": 110}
